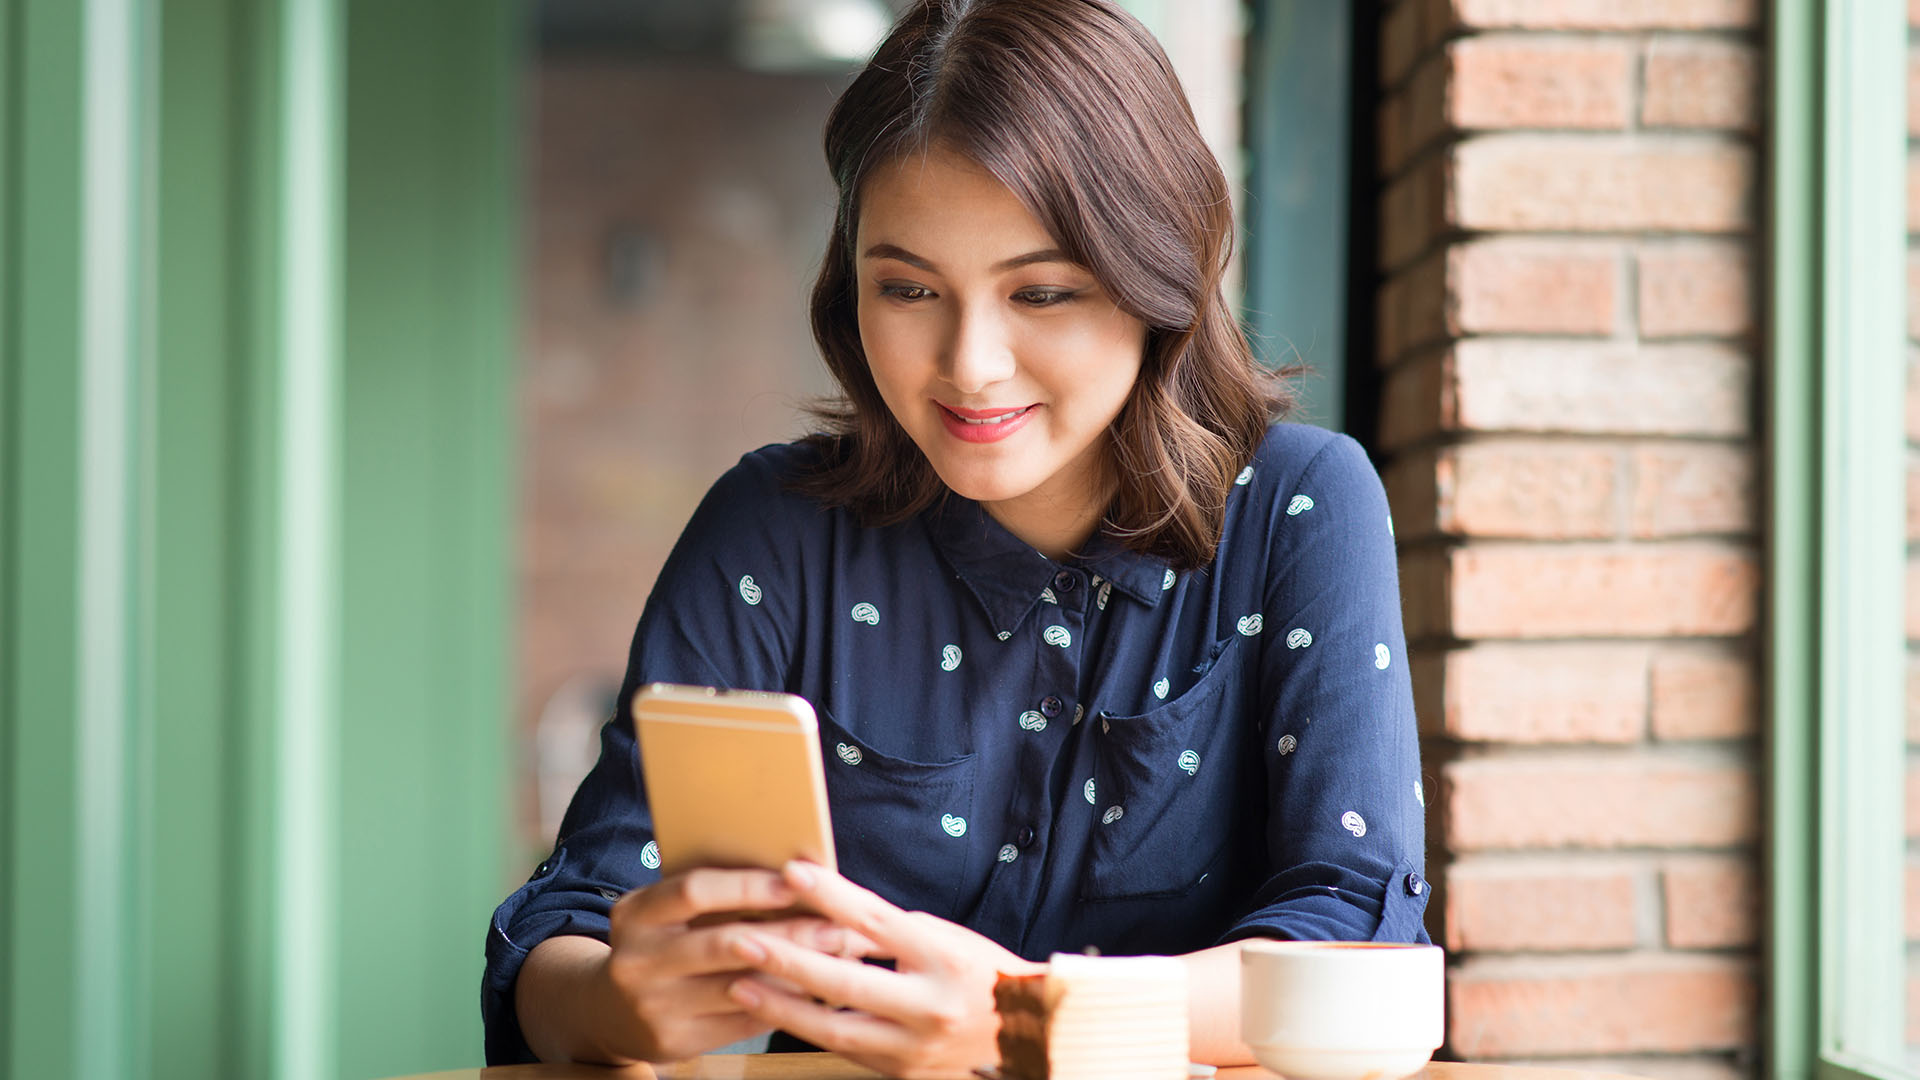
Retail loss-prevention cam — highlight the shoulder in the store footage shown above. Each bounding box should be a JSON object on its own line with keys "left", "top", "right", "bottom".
{"left": 674, "top": 441, "right": 846, "bottom": 556}
{"left": 699, "top": 440, "right": 834, "bottom": 514}
{"left": 1247, "top": 423, "right": 1381, "bottom": 497}
{"left": 1228, "top": 423, "right": 1394, "bottom": 564}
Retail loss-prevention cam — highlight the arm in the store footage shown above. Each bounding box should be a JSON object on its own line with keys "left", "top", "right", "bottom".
{"left": 517, "top": 935, "right": 642, "bottom": 1065}
{"left": 483, "top": 453, "right": 817, "bottom": 1063}
{"left": 1230, "top": 433, "right": 1428, "bottom": 944}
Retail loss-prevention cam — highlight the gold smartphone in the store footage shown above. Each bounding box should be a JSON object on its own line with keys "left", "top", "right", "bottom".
{"left": 632, "top": 682, "right": 837, "bottom": 877}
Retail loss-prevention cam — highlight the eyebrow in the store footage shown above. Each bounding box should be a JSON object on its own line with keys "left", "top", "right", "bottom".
{"left": 861, "top": 243, "right": 1075, "bottom": 274}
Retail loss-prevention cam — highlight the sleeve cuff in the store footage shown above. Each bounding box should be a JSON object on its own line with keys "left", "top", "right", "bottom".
{"left": 1217, "top": 859, "right": 1431, "bottom": 945}
{"left": 480, "top": 848, "right": 616, "bottom": 1065}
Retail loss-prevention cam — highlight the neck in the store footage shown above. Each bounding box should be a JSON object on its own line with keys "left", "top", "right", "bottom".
{"left": 980, "top": 472, "right": 1115, "bottom": 563}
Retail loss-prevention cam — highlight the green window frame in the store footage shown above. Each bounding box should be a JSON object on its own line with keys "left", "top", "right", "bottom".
{"left": 1768, "top": 2, "right": 1914, "bottom": 1080}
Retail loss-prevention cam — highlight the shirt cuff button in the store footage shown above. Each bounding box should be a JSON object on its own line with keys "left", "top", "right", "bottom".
{"left": 1406, "top": 872, "right": 1425, "bottom": 896}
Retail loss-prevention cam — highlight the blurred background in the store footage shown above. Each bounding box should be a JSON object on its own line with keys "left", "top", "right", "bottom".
{"left": 0, "top": 1, "right": 1912, "bottom": 1079}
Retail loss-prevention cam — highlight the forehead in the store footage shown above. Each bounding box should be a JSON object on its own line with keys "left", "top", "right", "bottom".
{"left": 856, "top": 149, "right": 1056, "bottom": 251}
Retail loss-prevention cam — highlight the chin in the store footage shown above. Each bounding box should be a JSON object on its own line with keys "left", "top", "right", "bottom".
{"left": 929, "top": 461, "right": 1036, "bottom": 505}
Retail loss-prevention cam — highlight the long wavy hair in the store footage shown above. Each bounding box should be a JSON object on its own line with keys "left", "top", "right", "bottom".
{"left": 793, "top": 0, "right": 1291, "bottom": 570}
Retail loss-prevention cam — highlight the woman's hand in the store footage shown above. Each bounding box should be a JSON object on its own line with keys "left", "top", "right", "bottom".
{"left": 524, "top": 867, "right": 876, "bottom": 1064}
{"left": 724, "top": 861, "right": 1045, "bottom": 1080}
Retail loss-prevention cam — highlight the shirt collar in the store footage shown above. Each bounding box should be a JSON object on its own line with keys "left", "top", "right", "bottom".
{"left": 923, "top": 494, "right": 1170, "bottom": 636}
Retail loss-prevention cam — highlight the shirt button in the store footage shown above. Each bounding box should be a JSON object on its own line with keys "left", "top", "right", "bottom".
{"left": 1039, "top": 695, "right": 1064, "bottom": 718}
{"left": 1406, "top": 872, "right": 1425, "bottom": 896}
{"left": 1052, "top": 571, "right": 1077, "bottom": 593}
{"left": 1017, "top": 826, "right": 1036, "bottom": 848}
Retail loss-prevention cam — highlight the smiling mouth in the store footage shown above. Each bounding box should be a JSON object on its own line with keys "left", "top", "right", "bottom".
{"left": 942, "top": 404, "right": 1036, "bottom": 425}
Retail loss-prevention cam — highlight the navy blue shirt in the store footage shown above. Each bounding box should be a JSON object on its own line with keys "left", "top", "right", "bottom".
{"left": 483, "top": 422, "right": 1429, "bottom": 1064}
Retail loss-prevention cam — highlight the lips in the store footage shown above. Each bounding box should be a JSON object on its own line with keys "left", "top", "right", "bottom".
{"left": 937, "top": 402, "right": 1037, "bottom": 444}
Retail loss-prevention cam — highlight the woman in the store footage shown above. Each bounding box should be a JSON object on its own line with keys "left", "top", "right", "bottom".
{"left": 484, "top": 0, "right": 1427, "bottom": 1075}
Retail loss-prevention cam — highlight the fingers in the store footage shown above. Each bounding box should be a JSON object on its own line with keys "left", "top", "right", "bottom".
{"left": 727, "top": 978, "right": 916, "bottom": 1068}
{"left": 617, "top": 868, "right": 797, "bottom": 928}
{"left": 613, "top": 913, "right": 878, "bottom": 985}
{"left": 645, "top": 1011, "right": 772, "bottom": 1063}
{"left": 730, "top": 929, "right": 940, "bottom": 1020}
{"left": 780, "top": 862, "right": 925, "bottom": 965}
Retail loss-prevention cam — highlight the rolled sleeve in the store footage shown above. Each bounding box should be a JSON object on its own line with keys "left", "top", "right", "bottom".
{"left": 1230, "top": 434, "right": 1429, "bottom": 946}
{"left": 481, "top": 714, "right": 660, "bottom": 1064}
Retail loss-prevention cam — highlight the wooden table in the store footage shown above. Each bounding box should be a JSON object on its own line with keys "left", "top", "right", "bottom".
{"left": 386, "top": 1054, "right": 1653, "bottom": 1080}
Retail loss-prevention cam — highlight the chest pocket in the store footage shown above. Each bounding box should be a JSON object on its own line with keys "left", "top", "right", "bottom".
{"left": 816, "top": 709, "right": 977, "bottom": 920}
{"left": 1083, "top": 634, "right": 1254, "bottom": 902}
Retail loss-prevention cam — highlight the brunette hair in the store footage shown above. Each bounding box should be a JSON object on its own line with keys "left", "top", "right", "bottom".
{"left": 794, "top": 0, "right": 1291, "bottom": 569}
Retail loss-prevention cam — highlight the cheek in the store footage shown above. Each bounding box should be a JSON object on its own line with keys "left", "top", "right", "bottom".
{"left": 855, "top": 307, "right": 906, "bottom": 397}
{"left": 1042, "top": 320, "right": 1145, "bottom": 413}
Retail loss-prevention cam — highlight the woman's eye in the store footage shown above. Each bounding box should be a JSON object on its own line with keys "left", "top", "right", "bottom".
{"left": 1014, "top": 290, "right": 1075, "bottom": 307}
{"left": 880, "top": 284, "right": 932, "bottom": 302}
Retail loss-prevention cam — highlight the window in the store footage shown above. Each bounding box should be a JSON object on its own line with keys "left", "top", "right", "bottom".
{"left": 1767, "top": 3, "right": 1916, "bottom": 1079}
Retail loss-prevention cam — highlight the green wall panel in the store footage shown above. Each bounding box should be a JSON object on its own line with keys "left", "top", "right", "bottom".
{"left": 1, "top": 0, "right": 516, "bottom": 1076}
{"left": 334, "top": 1, "right": 515, "bottom": 1073}
{"left": 3, "top": 0, "right": 148, "bottom": 1075}
{"left": 151, "top": 0, "right": 244, "bottom": 1074}
{"left": 0, "top": 0, "right": 19, "bottom": 1068}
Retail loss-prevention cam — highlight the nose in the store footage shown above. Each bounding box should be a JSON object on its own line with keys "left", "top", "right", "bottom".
{"left": 938, "top": 301, "right": 1016, "bottom": 395}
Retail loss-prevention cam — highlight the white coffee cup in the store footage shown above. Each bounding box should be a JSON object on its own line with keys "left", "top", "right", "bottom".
{"left": 1240, "top": 941, "right": 1445, "bottom": 1080}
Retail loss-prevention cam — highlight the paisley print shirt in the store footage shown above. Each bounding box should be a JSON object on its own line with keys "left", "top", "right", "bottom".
{"left": 482, "top": 423, "right": 1429, "bottom": 1064}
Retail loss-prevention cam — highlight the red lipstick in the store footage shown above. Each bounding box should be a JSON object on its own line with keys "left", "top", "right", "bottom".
{"left": 937, "top": 402, "right": 1036, "bottom": 444}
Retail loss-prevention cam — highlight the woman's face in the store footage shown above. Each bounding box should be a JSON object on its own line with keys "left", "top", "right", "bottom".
{"left": 855, "top": 149, "right": 1147, "bottom": 551}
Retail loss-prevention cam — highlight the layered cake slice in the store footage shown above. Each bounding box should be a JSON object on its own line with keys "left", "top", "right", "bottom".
{"left": 994, "top": 952, "right": 1190, "bottom": 1080}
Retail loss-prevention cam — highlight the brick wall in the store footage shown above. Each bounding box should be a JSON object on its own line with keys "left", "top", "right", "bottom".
{"left": 1374, "top": 2, "right": 1764, "bottom": 1076}
{"left": 519, "top": 59, "right": 841, "bottom": 848}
